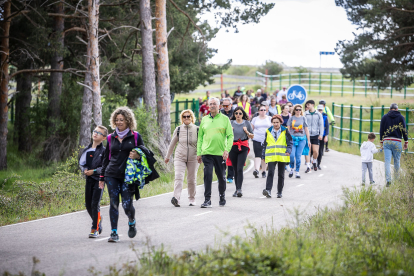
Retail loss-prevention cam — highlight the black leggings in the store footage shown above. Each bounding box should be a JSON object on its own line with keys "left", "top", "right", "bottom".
{"left": 106, "top": 177, "right": 135, "bottom": 230}
{"left": 85, "top": 178, "right": 103, "bottom": 230}
{"left": 229, "top": 145, "right": 249, "bottom": 190}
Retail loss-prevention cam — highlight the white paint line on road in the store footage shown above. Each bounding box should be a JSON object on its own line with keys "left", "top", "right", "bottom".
{"left": 318, "top": 174, "right": 324, "bottom": 177}
{"left": 323, "top": 166, "right": 327, "bottom": 168}
{"left": 194, "top": 211, "right": 212, "bottom": 217}
{"left": 95, "top": 234, "right": 123, "bottom": 242}
{"left": 296, "top": 184, "right": 304, "bottom": 187}
{"left": 259, "top": 196, "right": 266, "bottom": 199}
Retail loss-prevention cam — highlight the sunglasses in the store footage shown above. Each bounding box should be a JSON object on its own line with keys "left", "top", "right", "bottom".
{"left": 288, "top": 105, "right": 292, "bottom": 107}
{"left": 235, "top": 112, "right": 243, "bottom": 115}
{"left": 222, "top": 104, "right": 230, "bottom": 108}
{"left": 182, "top": 115, "right": 191, "bottom": 119}
{"left": 295, "top": 109, "right": 302, "bottom": 112}
{"left": 259, "top": 109, "right": 266, "bottom": 111}
{"left": 93, "top": 130, "right": 105, "bottom": 136}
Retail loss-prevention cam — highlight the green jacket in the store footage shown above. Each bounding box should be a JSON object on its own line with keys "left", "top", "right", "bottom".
{"left": 197, "top": 112, "right": 234, "bottom": 156}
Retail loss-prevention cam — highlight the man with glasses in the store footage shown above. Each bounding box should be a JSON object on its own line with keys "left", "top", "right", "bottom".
{"left": 197, "top": 98, "right": 234, "bottom": 208}
{"left": 220, "top": 98, "right": 235, "bottom": 183}
{"left": 78, "top": 126, "right": 108, "bottom": 238}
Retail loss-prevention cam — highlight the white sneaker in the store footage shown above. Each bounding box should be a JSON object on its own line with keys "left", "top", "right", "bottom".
{"left": 295, "top": 172, "right": 300, "bottom": 178}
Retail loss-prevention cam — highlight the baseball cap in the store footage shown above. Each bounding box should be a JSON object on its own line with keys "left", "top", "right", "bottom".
{"left": 261, "top": 101, "right": 269, "bottom": 106}
{"left": 317, "top": 105, "right": 324, "bottom": 110}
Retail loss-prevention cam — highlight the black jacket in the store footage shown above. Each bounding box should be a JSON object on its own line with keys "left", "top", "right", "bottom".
{"left": 78, "top": 142, "right": 105, "bottom": 181}
{"left": 220, "top": 107, "right": 234, "bottom": 119}
{"left": 100, "top": 130, "right": 144, "bottom": 180}
{"left": 380, "top": 110, "right": 408, "bottom": 142}
{"left": 261, "top": 126, "right": 293, "bottom": 160}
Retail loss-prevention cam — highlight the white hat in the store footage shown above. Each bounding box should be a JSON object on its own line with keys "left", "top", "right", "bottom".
{"left": 317, "top": 105, "right": 324, "bottom": 110}
{"left": 257, "top": 89, "right": 262, "bottom": 93}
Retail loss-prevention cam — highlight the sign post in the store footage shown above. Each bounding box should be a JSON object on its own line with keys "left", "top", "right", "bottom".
{"left": 319, "top": 51, "right": 335, "bottom": 68}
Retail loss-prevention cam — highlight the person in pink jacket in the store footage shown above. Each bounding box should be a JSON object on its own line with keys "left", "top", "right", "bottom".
{"left": 165, "top": 110, "right": 199, "bottom": 207}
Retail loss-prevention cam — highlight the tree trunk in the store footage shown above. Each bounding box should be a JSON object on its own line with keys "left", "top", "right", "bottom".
{"left": 155, "top": 0, "right": 171, "bottom": 157}
{"left": 46, "top": 2, "right": 64, "bottom": 161}
{"left": 15, "top": 71, "right": 32, "bottom": 153}
{"left": 88, "top": 0, "right": 102, "bottom": 126}
{"left": 140, "top": 0, "right": 157, "bottom": 113}
{"left": 0, "top": 0, "right": 11, "bottom": 170}
{"left": 79, "top": 41, "right": 93, "bottom": 148}
{"left": 13, "top": 74, "right": 22, "bottom": 144}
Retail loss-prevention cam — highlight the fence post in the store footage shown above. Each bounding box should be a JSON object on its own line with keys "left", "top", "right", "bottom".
{"left": 390, "top": 75, "right": 393, "bottom": 98}
{"left": 299, "top": 73, "right": 301, "bottom": 84}
{"left": 404, "top": 84, "right": 407, "bottom": 100}
{"left": 381, "top": 105, "right": 384, "bottom": 119}
{"left": 185, "top": 98, "right": 189, "bottom": 110}
{"left": 340, "top": 104, "right": 343, "bottom": 145}
{"left": 308, "top": 72, "right": 311, "bottom": 94}
{"left": 330, "top": 73, "right": 333, "bottom": 96}
{"left": 359, "top": 105, "right": 362, "bottom": 146}
{"left": 319, "top": 72, "right": 321, "bottom": 94}
{"left": 364, "top": 75, "right": 367, "bottom": 97}
{"left": 350, "top": 104, "right": 353, "bottom": 144}
{"left": 191, "top": 98, "right": 195, "bottom": 114}
{"left": 195, "top": 100, "right": 200, "bottom": 121}
{"left": 221, "top": 74, "right": 223, "bottom": 92}
{"left": 370, "top": 105, "right": 373, "bottom": 132}
{"left": 341, "top": 75, "right": 344, "bottom": 97}
{"left": 406, "top": 107, "right": 410, "bottom": 133}
{"left": 352, "top": 79, "right": 355, "bottom": 97}
{"left": 270, "top": 76, "right": 273, "bottom": 91}
{"left": 289, "top": 73, "right": 291, "bottom": 87}
{"left": 175, "top": 100, "right": 179, "bottom": 126}
{"left": 279, "top": 74, "right": 282, "bottom": 89}
{"left": 331, "top": 102, "right": 335, "bottom": 139}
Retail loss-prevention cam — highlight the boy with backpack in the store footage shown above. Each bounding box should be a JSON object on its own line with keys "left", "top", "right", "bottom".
{"left": 360, "top": 132, "right": 381, "bottom": 185}
{"left": 79, "top": 126, "right": 108, "bottom": 238}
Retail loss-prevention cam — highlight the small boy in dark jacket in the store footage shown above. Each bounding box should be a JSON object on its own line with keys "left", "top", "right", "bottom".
{"left": 79, "top": 126, "right": 108, "bottom": 238}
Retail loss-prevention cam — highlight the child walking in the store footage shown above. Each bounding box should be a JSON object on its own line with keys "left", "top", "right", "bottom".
{"left": 360, "top": 132, "right": 381, "bottom": 185}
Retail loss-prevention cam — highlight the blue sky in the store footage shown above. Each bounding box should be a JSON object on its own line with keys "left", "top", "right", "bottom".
{"left": 205, "top": 0, "right": 357, "bottom": 68}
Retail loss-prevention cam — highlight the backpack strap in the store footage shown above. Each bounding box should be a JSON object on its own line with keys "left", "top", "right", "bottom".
{"left": 134, "top": 131, "right": 138, "bottom": 147}
{"left": 177, "top": 127, "right": 180, "bottom": 141}
{"left": 107, "top": 133, "right": 114, "bottom": 160}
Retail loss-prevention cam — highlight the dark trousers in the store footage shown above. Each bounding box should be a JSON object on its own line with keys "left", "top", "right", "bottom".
{"left": 222, "top": 163, "right": 234, "bottom": 180}
{"left": 85, "top": 177, "right": 103, "bottom": 230}
{"left": 265, "top": 161, "right": 286, "bottom": 193}
{"left": 229, "top": 145, "right": 249, "bottom": 190}
{"left": 106, "top": 177, "right": 135, "bottom": 230}
{"left": 318, "top": 138, "right": 325, "bottom": 165}
{"left": 325, "top": 141, "right": 329, "bottom": 149}
{"left": 202, "top": 155, "right": 226, "bottom": 200}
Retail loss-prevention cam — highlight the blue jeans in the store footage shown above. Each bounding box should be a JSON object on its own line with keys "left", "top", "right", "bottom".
{"left": 290, "top": 138, "right": 306, "bottom": 172}
{"left": 383, "top": 140, "right": 402, "bottom": 183}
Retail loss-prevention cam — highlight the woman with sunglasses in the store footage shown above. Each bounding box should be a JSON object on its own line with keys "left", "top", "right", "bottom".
{"left": 251, "top": 106, "right": 272, "bottom": 178}
{"left": 228, "top": 107, "right": 254, "bottom": 197}
{"left": 165, "top": 110, "right": 199, "bottom": 207}
{"left": 286, "top": 104, "right": 311, "bottom": 179}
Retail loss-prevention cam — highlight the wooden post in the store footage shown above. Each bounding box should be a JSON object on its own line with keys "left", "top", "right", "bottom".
{"left": 221, "top": 74, "right": 223, "bottom": 93}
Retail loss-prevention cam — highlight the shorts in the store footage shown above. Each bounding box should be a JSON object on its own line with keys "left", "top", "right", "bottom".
{"left": 310, "top": 135, "right": 320, "bottom": 145}
{"left": 253, "top": 140, "right": 264, "bottom": 158}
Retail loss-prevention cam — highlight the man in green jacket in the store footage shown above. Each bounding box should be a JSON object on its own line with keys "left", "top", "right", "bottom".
{"left": 197, "top": 97, "right": 234, "bottom": 208}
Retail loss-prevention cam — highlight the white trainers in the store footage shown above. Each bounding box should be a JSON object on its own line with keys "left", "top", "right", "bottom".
{"left": 295, "top": 172, "right": 300, "bottom": 178}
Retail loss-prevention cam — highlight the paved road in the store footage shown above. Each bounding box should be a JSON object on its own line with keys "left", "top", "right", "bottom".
{"left": 0, "top": 149, "right": 385, "bottom": 275}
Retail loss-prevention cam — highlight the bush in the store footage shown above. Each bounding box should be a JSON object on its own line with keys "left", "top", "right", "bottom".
{"left": 258, "top": 60, "right": 283, "bottom": 76}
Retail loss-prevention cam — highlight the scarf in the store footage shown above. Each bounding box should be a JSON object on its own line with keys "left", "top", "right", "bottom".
{"left": 116, "top": 127, "right": 130, "bottom": 139}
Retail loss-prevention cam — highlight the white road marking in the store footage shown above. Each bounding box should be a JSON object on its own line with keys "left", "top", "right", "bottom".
{"left": 318, "top": 174, "right": 324, "bottom": 177}
{"left": 296, "top": 184, "right": 304, "bottom": 187}
{"left": 323, "top": 166, "right": 327, "bottom": 168}
{"left": 95, "top": 234, "right": 123, "bottom": 242}
{"left": 259, "top": 196, "right": 266, "bottom": 198}
{"left": 194, "top": 211, "right": 212, "bottom": 217}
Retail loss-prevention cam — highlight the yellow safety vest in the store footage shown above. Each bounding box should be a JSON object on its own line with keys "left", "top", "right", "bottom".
{"left": 264, "top": 128, "right": 290, "bottom": 163}
{"left": 276, "top": 105, "right": 281, "bottom": 115}
{"left": 238, "top": 102, "right": 250, "bottom": 113}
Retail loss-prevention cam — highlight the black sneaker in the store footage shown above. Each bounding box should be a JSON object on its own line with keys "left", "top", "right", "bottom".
{"left": 325, "top": 148, "right": 330, "bottom": 152}
{"left": 253, "top": 170, "right": 259, "bottom": 178}
{"left": 262, "top": 189, "right": 271, "bottom": 198}
{"left": 289, "top": 170, "right": 293, "bottom": 178}
{"left": 201, "top": 200, "right": 212, "bottom": 208}
{"left": 317, "top": 165, "right": 322, "bottom": 170}
{"left": 219, "top": 195, "right": 226, "bottom": 207}
{"left": 277, "top": 193, "right": 282, "bottom": 198}
{"left": 262, "top": 171, "right": 266, "bottom": 178}
{"left": 128, "top": 220, "right": 137, "bottom": 238}
{"left": 370, "top": 181, "right": 376, "bottom": 185}
{"left": 108, "top": 231, "right": 119, "bottom": 243}
{"left": 313, "top": 163, "right": 318, "bottom": 171}
{"left": 98, "top": 216, "right": 103, "bottom": 234}
{"left": 232, "top": 191, "right": 238, "bottom": 197}
{"left": 236, "top": 190, "right": 243, "bottom": 197}
{"left": 171, "top": 197, "right": 180, "bottom": 207}
{"left": 305, "top": 167, "right": 310, "bottom": 173}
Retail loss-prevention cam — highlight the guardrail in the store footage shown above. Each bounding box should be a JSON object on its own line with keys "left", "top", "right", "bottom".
{"left": 331, "top": 102, "right": 414, "bottom": 154}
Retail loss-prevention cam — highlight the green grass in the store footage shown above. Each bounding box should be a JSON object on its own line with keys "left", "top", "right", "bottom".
{"left": 87, "top": 155, "right": 414, "bottom": 276}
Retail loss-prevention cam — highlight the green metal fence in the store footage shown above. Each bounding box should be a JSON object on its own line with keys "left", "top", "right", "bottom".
{"left": 171, "top": 99, "right": 200, "bottom": 127}
{"left": 331, "top": 102, "right": 414, "bottom": 153}
{"left": 255, "top": 72, "right": 414, "bottom": 98}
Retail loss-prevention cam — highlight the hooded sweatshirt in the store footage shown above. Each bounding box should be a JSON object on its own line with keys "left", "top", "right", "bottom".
{"left": 379, "top": 110, "right": 408, "bottom": 145}
{"left": 360, "top": 141, "right": 380, "bottom": 162}
{"left": 305, "top": 110, "right": 324, "bottom": 137}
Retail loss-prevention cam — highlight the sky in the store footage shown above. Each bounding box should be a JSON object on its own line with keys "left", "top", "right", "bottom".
{"left": 205, "top": 0, "right": 358, "bottom": 68}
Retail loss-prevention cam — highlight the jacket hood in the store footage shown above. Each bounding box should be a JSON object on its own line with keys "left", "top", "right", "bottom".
{"left": 388, "top": 110, "right": 401, "bottom": 118}
{"left": 361, "top": 141, "right": 371, "bottom": 149}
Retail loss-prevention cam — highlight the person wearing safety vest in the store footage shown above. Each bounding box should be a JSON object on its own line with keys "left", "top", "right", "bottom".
{"left": 319, "top": 100, "right": 334, "bottom": 152}
{"left": 269, "top": 96, "right": 282, "bottom": 115}
{"left": 261, "top": 115, "right": 293, "bottom": 199}
{"left": 238, "top": 94, "right": 251, "bottom": 118}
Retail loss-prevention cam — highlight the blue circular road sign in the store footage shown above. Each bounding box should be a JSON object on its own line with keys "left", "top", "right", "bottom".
{"left": 286, "top": 85, "right": 307, "bottom": 105}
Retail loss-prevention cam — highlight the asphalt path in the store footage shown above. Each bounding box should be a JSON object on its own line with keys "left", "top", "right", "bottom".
{"left": 0, "top": 148, "right": 385, "bottom": 275}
